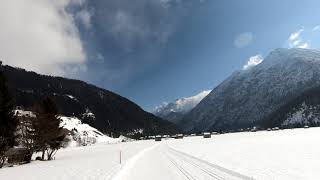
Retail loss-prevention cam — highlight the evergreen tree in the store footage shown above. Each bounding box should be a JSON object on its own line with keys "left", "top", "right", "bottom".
{"left": 0, "top": 71, "right": 17, "bottom": 168}
{"left": 32, "top": 97, "right": 64, "bottom": 160}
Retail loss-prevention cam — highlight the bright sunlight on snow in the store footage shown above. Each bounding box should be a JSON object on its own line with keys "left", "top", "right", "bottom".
{"left": 1, "top": 127, "right": 320, "bottom": 180}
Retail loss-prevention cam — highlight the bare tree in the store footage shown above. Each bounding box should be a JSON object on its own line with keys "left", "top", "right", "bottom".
{"left": 16, "top": 113, "right": 35, "bottom": 162}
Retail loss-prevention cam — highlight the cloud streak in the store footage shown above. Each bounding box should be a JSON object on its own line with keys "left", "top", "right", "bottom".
{"left": 234, "top": 32, "right": 254, "bottom": 48}
{"left": 312, "top": 25, "right": 320, "bottom": 31}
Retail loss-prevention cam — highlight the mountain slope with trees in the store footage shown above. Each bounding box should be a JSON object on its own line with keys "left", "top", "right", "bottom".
{"left": 181, "top": 48, "right": 320, "bottom": 132}
{"left": 1, "top": 64, "right": 178, "bottom": 137}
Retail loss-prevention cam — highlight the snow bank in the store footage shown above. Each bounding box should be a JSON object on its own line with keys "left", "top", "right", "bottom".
{"left": 59, "top": 116, "right": 120, "bottom": 144}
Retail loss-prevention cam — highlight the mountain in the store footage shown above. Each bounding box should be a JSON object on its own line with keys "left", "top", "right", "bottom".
{"left": 1, "top": 64, "right": 179, "bottom": 137}
{"left": 153, "top": 90, "right": 210, "bottom": 124}
{"left": 181, "top": 48, "right": 320, "bottom": 132}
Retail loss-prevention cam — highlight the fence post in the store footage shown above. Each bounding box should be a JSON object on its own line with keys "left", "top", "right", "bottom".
{"left": 120, "top": 150, "right": 122, "bottom": 165}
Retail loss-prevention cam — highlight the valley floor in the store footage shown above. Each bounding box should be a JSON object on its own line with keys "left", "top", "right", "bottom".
{"left": 1, "top": 127, "right": 320, "bottom": 180}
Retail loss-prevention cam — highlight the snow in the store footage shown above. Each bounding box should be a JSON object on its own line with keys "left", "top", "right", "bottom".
{"left": 2, "top": 127, "right": 320, "bottom": 179}
{"left": 0, "top": 141, "right": 155, "bottom": 180}
{"left": 14, "top": 110, "right": 35, "bottom": 117}
{"left": 113, "top": 127, "right": 320, "bottom": 180}
{"left": 112, "top": 143, "right": 160, "bottom": 180}
{"left": 65, "top": 94, "right": 78, "bottom": 101}
{"left": 14, "top": 110, "right": 119, "bottom": 145}
{"left": 126, "top": 128, "right": 144, "bottom": 136}
{"left": 82, "top": 108, "right": 96, "bottom": 120}
{"left": 282, "top": 102, "right": 320, "bottom": 126}
{"left": 169, "top": 128, "right": 320, "bottom": 180}
{"left": 153, "top": 90, "right": 211, "bottom": 115}
{"left": 59, "top": 116, "right": 118, "bottom": 144}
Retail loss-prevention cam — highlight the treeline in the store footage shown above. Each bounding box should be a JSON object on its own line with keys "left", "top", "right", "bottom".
{"left": 0, "top": 70, "right": 65, "bottom": 168}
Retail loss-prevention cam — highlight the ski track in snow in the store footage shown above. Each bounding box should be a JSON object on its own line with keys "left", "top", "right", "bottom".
{"left": 166, "top": 147, "right": 253, "bottom": 180}
{"left": 112, "top": 143, "right": 160, "bottom": 180}
{"left": 112, "top": 142, "right": 252, "bottom": 180}
{"left": 2, "top": 127, "right": 320, "bottom": 180}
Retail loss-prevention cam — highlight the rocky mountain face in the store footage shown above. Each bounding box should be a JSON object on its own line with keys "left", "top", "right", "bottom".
{"left": 153, "top": 90, "right": 210, "bottom": 124}
{"left": 181, "top": 48, "right": 320, "bottom": 132}
{"left": 1, "top": 65, "right": 178, "bottom": 137}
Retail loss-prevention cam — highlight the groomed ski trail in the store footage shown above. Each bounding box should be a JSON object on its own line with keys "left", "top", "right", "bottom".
{"left": 112, "top": 143, "right": 253, "bottom": 180}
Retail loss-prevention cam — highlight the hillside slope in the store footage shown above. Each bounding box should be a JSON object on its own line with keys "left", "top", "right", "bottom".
{"left": 1, "top": 65, "right": 178, "bottom": 137}
{"left": 181, "top": 48, "right": 320, "bottom": 132}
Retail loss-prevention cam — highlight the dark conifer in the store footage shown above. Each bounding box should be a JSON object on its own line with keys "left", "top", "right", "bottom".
{"left": 0, "top": 71, "right": 17, "bottom": 167}
{"left": 32, "top": 97, "right": 64, "bottom": 160}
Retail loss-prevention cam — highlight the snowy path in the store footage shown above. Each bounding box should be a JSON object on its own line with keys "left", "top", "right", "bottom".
{"left": 166, "top": 147, "right": 253, "bottom": 180}
{"left": 113, "top": 143, "right": 252, "bottom": 180}
{"left": 0, "top": 141, "right": 156, "bottom": 180}
{"left": 2, "top": 128, "right": 320, "bottom": 180}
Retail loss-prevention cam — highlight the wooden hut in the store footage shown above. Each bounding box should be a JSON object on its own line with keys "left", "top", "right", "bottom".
{"left": 175, "top": 134, "right": 184, "bottom": 139}
{"left": 203, "top": 132, "right": 211, "bottom": 138}
{"left": 6, "top": 148, "right": 31, "bottom": 164}
{"left": 155, "top": 135, "right": 162, "bottom": 141}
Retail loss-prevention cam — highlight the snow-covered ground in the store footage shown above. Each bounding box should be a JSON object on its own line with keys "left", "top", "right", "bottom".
{"left": 1, "top": 127, "right": 320, "bottom": 180}
{"left": 60, "top": 116, "right": 120, "bottom": 144}
{"left": 168, "top": 128, "right": 320, "bottom": 180}
{"left": 0, "top": 141, "right": 156, "bottom": 180}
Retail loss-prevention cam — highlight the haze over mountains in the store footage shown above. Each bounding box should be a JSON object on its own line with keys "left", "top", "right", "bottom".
{"left": 179, "top": 48, "right": 320, "bottom": 132}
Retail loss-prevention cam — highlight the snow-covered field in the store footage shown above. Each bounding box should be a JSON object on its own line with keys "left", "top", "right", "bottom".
{"left": 1, "top": 127, "right": 320, "bottom": 180}
{"left": 0, "top": 141, "right": 156, "bottom": 180}
{"left": 168, "top": 128, "right": 320, "bottom": 180}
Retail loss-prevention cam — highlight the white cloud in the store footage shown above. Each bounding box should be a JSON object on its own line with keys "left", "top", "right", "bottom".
{"left": 288, "top": 28, "right": 309, "bottom": 49}
{"left": 234, "top": 32, "right": 254, "bottom": 48}
{"left": 289, "top": 29, "right": 303, "bottom": 41}
{"left": 0, "top": 0, "right": 87, "bottom": 76}
{"left": 243, "top": 54, "right": 263, "bottom": 70}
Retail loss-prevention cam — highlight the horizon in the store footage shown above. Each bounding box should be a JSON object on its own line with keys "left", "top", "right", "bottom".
{"left": 2, "top": 0, "right": 320, "bottom": 111}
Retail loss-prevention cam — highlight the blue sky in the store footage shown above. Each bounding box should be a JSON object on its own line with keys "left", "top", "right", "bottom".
{"left": 2, "top": 0, "right": 320, "bottom": 111}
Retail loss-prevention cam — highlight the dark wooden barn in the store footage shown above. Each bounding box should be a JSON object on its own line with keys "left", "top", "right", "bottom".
{"left": 6, "top": 148, "right": 31, "bottom": 164}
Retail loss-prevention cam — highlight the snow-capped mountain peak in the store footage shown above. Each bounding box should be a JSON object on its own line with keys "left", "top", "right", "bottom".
{"left": 259, "top": 48, "right": 320, "bottom": 69}
{"left": 153, "top": 90, "right": 211, "bottom": 123}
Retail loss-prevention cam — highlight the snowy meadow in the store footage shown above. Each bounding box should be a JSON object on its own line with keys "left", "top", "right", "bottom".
{"left": 1, "top": 127, "right": 320, "bottom": 180}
